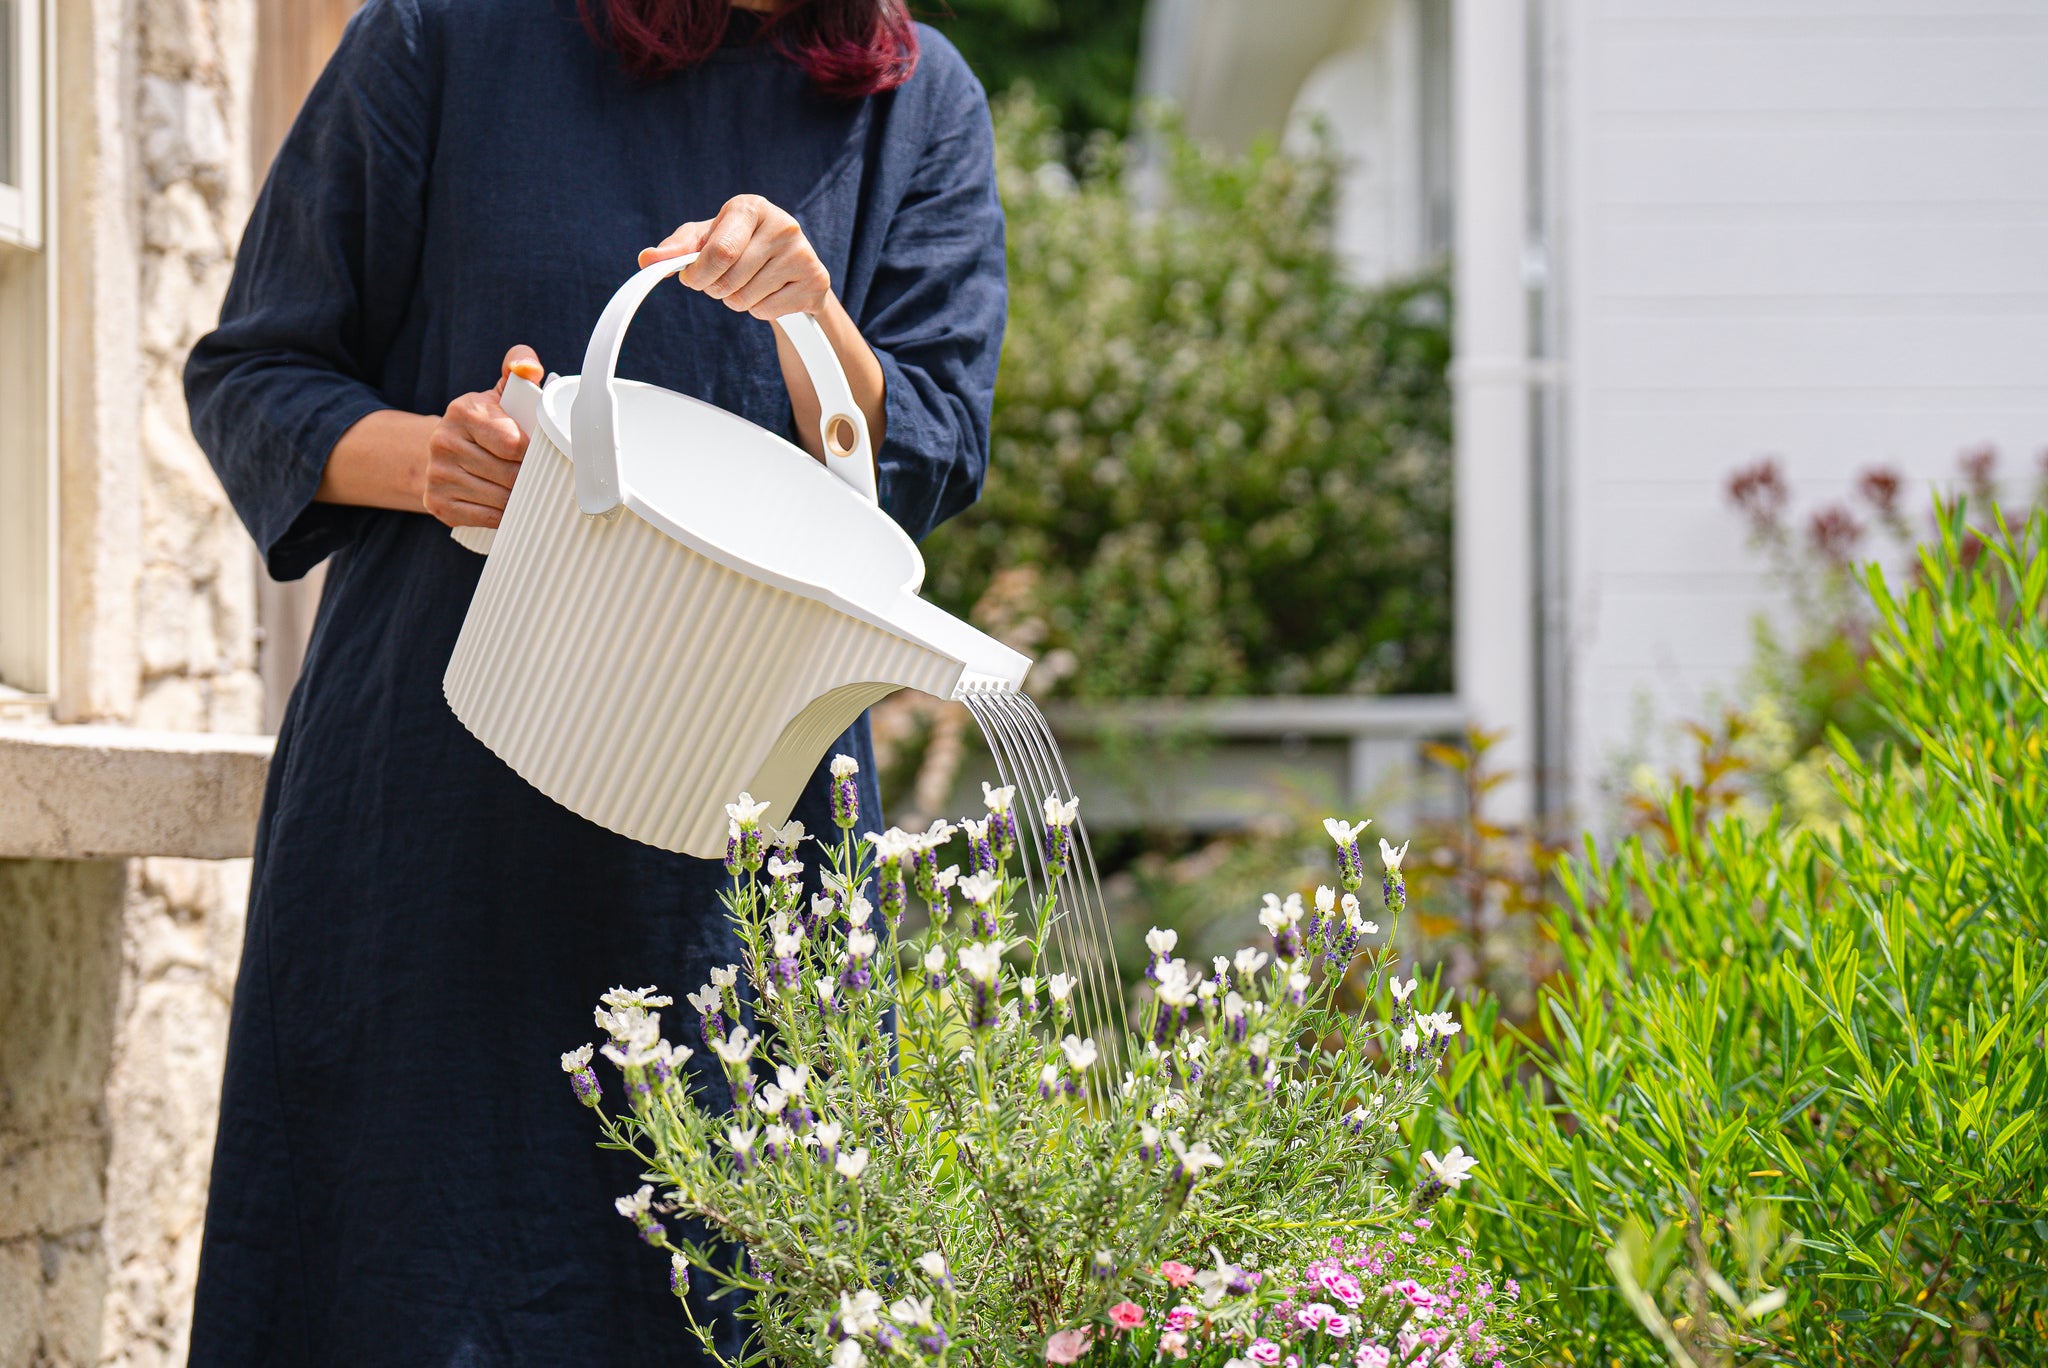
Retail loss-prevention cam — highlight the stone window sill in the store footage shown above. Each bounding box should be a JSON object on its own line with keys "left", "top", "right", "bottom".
{"left": 0, "top": 724, "right": 273, "bottom": 860}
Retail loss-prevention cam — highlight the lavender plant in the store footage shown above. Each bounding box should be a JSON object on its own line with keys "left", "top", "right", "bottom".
{"left": 570, "top": 767, "right": 1495, "bottom": 1366}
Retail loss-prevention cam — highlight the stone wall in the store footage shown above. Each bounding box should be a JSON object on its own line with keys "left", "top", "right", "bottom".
{"left": 103, "top": 0, "right": 260, "bottom": 1362}
{"left": 0, "top": 0, "right": 262, "bottom": 1363}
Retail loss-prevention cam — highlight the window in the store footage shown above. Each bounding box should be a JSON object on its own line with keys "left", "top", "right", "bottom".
{"left": 0, "top": 0, "right": 49, "bottom": 702}
{"left": 0, "top": 0, "right": 41, "bottom": 250}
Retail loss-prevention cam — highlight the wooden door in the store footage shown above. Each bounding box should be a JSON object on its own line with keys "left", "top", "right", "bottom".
{"left": 252, "top": 0, "right": 360, "bottom": 728}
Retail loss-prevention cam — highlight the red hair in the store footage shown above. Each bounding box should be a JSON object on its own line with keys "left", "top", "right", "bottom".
{"left": 582, "top": 0, "right": 919, "bottom": 98}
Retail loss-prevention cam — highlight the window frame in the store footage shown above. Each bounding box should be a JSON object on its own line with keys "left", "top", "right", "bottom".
{"left": 0, "top": 0, "right": 50, "bottom": 706}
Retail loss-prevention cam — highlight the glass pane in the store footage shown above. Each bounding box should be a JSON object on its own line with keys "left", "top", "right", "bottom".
{"left": 0, "top": 0, "right": 14, "bottom": 189}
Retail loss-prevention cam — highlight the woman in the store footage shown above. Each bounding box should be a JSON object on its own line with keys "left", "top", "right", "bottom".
{"left": 185, "top": 0, "right": 1004, "bottom": 1359}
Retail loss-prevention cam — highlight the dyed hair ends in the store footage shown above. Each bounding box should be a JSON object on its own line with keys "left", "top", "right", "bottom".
{"left": 582, "top": 0, "right": 920, "bottom": 97}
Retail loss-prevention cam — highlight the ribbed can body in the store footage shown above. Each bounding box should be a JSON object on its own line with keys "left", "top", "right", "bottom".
{"left": 443, "top": 435, "right": 961, "bottom": 856}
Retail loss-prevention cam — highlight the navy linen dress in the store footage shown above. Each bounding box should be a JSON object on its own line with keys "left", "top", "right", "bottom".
{"left": 185, "top": 2, "right": 1004, "bottom": 1361}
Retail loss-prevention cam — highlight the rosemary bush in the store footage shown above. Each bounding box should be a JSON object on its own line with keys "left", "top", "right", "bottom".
{"left": 1429, "top": 507, "right": 2048, "bottom": 1365}
{"left": 569, "top": 776, "right": 1526, "bottom": 1364}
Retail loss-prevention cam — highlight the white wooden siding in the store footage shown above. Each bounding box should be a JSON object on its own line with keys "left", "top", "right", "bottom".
{"left": 1560, "top": 0, "right": 2048, "bottom": 807}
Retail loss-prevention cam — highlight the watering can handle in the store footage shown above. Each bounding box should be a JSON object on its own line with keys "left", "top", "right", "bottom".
{"left": 570, "top": 254, "right": 879, "bottom": 515}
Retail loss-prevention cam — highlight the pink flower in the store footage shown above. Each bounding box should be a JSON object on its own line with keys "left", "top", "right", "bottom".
{"left": 1046, "top": 1329, "right": 1093, "bottom": 1364}
{"left": 1412, "top": 1217, "right": 1432, "bottom": 1230}
{"left": 1248, "top": 1339, "right": 1284, "bottom": 1365}
{"left": 1165, "top": 1305, "right": 1200, "bottom": 1333}
{"left": 1158, "top": 1331, "right": 1188, "bottom": 1359}
{"left": 1388, "top": 1279, "right": 1435, "bottom": 1310}
{"left": 1354, "top": 1349, "right": 1390, "bottom": 1368}
{"left": 1295, "top": 1303, "right": 1333, "bottom": 1331}
{"left": 1312, "top": 1267, "right": 1365, "bottom": 1309}
{"left": 1397, "top": 1232, "right": 1417, "bottom": 1244}
{"left": 1324, "top": 1314, "right": 1353, "bottom": 1339}
{"left": 1159, "top": 1261, "right": 1196, "bottom": 1289}
{"left": 1108, "top": 1302, "right": 1146, "bottom": 1331}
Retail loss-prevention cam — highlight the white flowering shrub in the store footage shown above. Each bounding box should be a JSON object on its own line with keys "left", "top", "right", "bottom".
{"left": 571, "top": 762, "right": 1513, "bottom": 1365}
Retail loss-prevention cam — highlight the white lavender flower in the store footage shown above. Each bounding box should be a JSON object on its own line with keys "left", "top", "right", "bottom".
{"left": 838, "top": 1288, "right": 883, "bottom": 1337}
{"left": 600, "top": 986, "right": 674, "bottom": 1010}
{"left": 1167, "top": 1133, "right": 1224, "bottom": 1185}
{"left": 561, "top": 1043, "right": 602, "bottom": 1109}
{"left": 1042, "top": 794, "right": 1081, "bottom": 877}
{"left": 957, "top": 941, "right": 1003, "bottom": 985}
{"left": 1325, "top": 817, "right": 1372, "bottom": 891}
{"left": 1380, "top": 837, "right": 1410, "bottom": 916}
{"left": 835, "top": 1147, "right": 870, "bottom": 1180}
{"left": 1413, "top": 1145, "right": 1480, "bottom": 1212}
{"left": 1047, "top": 971, "right": 1076, "bottom": 1007}
{"left": 615, "top": 1184, "right": 665, "bottom": 1245}
{"left": 828, "top": 754, "right": 860, "bottom": 828}
{"left": 1060, "top": 1034, "right": 1099, "bottom": 1071}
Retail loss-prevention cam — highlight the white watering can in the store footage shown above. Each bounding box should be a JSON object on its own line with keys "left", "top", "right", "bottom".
{"left": 443, "top": 257, "right": 1031, "bottom": 858}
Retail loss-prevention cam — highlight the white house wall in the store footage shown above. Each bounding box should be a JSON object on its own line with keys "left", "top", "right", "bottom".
{"left": 1559, "top": 0, "right": 2048, "bottom": 810}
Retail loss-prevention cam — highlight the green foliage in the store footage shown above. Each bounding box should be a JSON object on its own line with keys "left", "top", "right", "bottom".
{"left": 923, "top": 95, "right": 1454, "bottom": 700}
{"left": 926, "top": 0, "right": 1149, "bottom": 139}
{"left": 1432, "top": 507, "right": 2048, "bottom": 1364}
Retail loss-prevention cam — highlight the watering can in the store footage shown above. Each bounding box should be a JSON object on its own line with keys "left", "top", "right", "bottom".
{"left": 443, "top": 256, "right": 1031, "bottom": 858}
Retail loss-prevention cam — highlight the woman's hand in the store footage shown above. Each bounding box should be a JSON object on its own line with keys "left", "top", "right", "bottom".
{"left": 641, "top": 196, "right": 888, "bottom": 465}
{"left": 641, "top": 195, "right": 833, "bottom": 320}
{"left": 421, "top": 345, "right": 544, "bottom": 529}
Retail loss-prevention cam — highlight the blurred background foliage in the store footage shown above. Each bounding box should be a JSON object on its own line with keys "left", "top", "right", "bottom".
{"left": 924, "top": 0, "right": 1151, "bottom": 140}
{"left": 924, "top": 93, "right": 1455, "bottom": 701}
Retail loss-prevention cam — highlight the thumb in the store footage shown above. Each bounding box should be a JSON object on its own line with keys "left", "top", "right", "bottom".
{"left": 495, "top": 344, "right": 543, "bottom": 397}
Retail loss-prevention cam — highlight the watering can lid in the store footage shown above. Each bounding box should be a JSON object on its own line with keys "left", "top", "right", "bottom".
{"left": 534, "top": 372, "right": 935, "bottom": 619}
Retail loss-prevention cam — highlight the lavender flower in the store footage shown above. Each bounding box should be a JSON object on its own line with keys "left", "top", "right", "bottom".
{"left": 561, "top": 1044, "right": 602, "bottom": 1109}
{"left": 1380, "top": 838, "right": 1409, "bottom": 917}
{"left": 829, "top": 754, "right": 860, "bottom": 829}
{"left": 615, "top": 1185, "right": 666, "bottom": 1246}
{"left": 1412, "top": 1146, "right": 1479, "bottom": 1211}
{"left": 1043, "top": 795, "right": 1081, "bottom": 879}
{"left": 961, "top": 817, "right": 995, "bottom": 875}
{"left": 957, "top": 941, "right": 1003, "bottom": 1030}
{"left": 981, "top": 782, "right": 1019, "bottom": 863}
{"left": 1324, "top": 817, "right": 1371, "bottom": 892}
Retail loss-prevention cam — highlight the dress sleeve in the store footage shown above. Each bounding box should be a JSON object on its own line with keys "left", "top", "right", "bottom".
{"left": 861, "top": 80, "right": 1008, "bottom": 545}
{"left": 184, "top": 0, "right": 435, "bottom": 581}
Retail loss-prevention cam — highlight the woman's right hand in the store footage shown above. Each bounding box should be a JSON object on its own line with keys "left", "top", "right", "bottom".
{"left": 422, "top": 344, "right": 544, "bottom": 529}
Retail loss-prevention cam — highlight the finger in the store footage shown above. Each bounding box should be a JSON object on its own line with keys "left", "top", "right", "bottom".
{"left": 639, "top": 220, "right": 713, "bottom": 269}
{"left": 451, "top": 437, "right": 524, "bottom": 490}
{"left": 431, "top": 497, "right": 507, "bottom": 530}
{"left": 495, "top": 344, "right": 543, "bottom": 395}
{"left": 742, "top": 278, "right": 823, "bottom": 323}
{"left": 703, "top": 235, "right": 786, "bottom": 311}
{"left": 424, "top": 463, "right": 510, "bottom": 519}
{"left": 452, "top": 397, "right": 528, "bottom": 464}
{"left": 681, "top": 199, "right": 763, "bottom": 294}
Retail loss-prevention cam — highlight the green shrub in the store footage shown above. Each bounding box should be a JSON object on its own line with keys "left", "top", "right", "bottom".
{"left": 923, "top": 96, "right": 1454, "bottom": 700}
{"left": 930, "top": 0, "right": 1150, "bottom": 140}
{"left": 1427, "top": 507, "right": 2048, "bottom": 1365}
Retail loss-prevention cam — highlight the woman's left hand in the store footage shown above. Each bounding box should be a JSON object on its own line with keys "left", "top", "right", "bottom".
{"left": 641, "top": 195, "right": 831, "bottom": 320}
